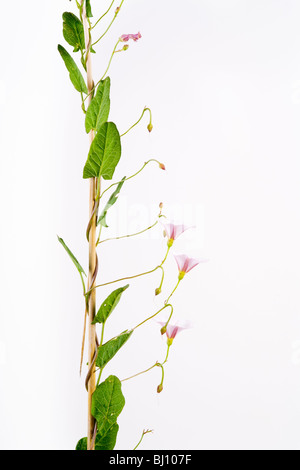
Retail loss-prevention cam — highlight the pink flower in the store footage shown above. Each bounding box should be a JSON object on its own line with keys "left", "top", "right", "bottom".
{"left": 174, "top": 253, "right": 206, "bottom": 279}
{"left": 162, "top": 223, "right": 193, "bottom": 247}
{"left": 158, "top": 320, "right": 190, "bottom": 345}
{"left": 120, "top": 32, "right": 142, "bottom": 42}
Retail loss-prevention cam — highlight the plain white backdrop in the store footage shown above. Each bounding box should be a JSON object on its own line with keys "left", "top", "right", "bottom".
{"left": 1, "top": 0, "right": 300, "bottom": 450}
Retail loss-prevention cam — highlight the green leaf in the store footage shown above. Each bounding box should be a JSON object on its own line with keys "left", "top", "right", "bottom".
{"left": 58, "top": 44, "right": 88, "bottom": 94}
{"left": 85, "top": 77, "right": 111, "bottom": 134}
{"left": 75, "top": 437, "right": 87, "bottom": 450}
{"left": 57, "top": 236, "right": 86, "bottom": 277}
{"left": 95, "top": 423, "right": 119, "bottom": 450}
{"left": 97, "top": 177, "right": 125, "bottom": 227}
{"left": 83, "top": 122, "right": 121, "bottom": 180}
{"left": 92, "top": 285, "right": 129, "bottom": 325}
{"left": 91, "top": 375, "right": 125, "bottom": 436}
{"left": 96, "top": 330, "right": 133, "bottom": 369}
{"left": 75, "top": 424, "right": 119, "bottom": 451}
{"left": 62, "top": 12, "right": 85, "bottom": 52}
{"left": 86, "top": 0, "right": 93, "bottom": 18}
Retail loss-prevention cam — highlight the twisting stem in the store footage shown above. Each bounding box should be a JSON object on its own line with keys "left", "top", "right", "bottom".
{"left": 120, "top": 107, "right": 153, "bottom": 137}
{"left": 91, "top": 0, "right": 116, "bottom": 30}
{"left": 98, "top": 159, "right": 163, "bottom": 201}
{"left": 81, "top": 1, "right": 98, "bottom": 451}
{"left": 96, "top": 220, "right": 159, "bottom": 246}
{"left": 91, "top": 0, "right": 125, "bottom": 47}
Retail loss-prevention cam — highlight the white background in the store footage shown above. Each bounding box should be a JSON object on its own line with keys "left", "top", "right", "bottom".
{"left": 0, "top": 0, "right": 300, "bottom": 450}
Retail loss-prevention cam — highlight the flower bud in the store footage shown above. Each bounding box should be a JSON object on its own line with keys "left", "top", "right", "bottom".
{"left": 115, "top": 7, "right": 120, "bottom": 14}
{"left": 157, "top": 384, "right": 163, "bottom": 393}
{"left": 160, "top": 325, "right": 167, "bottom": 335}
{"left": 159, "top": 162, "right": 166, "bottom": 170}
{"left": 147, "top": 123, "right": 153, "bottom": 132}
{"left": 123, "top": 44, "right": 129, "bottom": 51}
{"left": 155, "top": 287, "right": 161, "bottom": 296}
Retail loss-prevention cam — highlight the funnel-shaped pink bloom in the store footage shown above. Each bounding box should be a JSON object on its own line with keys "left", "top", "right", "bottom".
{"left": 163, "top": 223, "right": 190, "bottom": 241}
{"left": 158, "top": 320, "right": 190, "bottom": 345}
{"left": 120, "top": 32, "right": 142, "bottom": 42}
{"left": 174, "top": 253, "right": 203, "bottom": 279}
{"left": 174, "top": 254, "right": 200, "bottom": 273}
{"left": 162, "top": 222, "right": 193, "bottom": 247}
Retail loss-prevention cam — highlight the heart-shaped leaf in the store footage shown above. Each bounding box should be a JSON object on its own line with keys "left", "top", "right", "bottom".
{"left": 91, "top": 375, "right": 125, "bottom": 436}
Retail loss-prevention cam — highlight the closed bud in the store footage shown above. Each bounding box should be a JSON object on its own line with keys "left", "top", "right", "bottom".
{"left": 160, "top": 325, "right": 167, "bottom": 335}
{"left": 147, "top": 123, "right": 153, "bottom": 132}
{"left": 157, "top": 384, "right": 163, "bottom": 393}
{"left": 155, "top": 287, "right": 161, "bottom": 296}
{"left": 159, "top": 162, "right": 166, "bottom": 170}
{"left": 123, "top": 44, "right": 129, "bottom": 51}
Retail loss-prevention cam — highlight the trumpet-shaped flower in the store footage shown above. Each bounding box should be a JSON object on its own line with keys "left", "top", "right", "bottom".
{"left": 158, "top": 320, "right": 190, "bottom": 346}
{"left": 162, "top": 223, "right": 192, "bottom": 247}
{"left": 120, "top": 32, "right": 142, "bottom": 42}
{"left": 174, "top": 253, "right": 203, "bottom": 279}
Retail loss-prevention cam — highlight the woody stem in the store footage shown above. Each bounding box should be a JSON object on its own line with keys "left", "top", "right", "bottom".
{"left": 82, "top": 1, "right": 98, "bottom": 451}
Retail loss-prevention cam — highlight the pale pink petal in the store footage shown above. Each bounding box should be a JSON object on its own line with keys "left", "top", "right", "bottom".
{"left": 172, "top": 224, "right": 191, "bottom": 240}
{"left": 174, "top": 254, "right": 188, "bottom": 272}
{"left": 162, "top": 222, "right": 194, "bottom": 241}
{"left": 157, "top": 319, "right": 191, "bottom": 340}
{"left": 174, "top": 253, "right": 207, "bottom": 274}
{"left": 120, "top": 32, "right": 142, "bottom": 42}
{"left": 185, "top": 257, "right": 200, "bottom": 272}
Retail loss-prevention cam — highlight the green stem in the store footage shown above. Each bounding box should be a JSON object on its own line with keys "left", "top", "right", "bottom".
{"left": 86, "top": 264, "right": 161, "bottom": 296}
{"left": 98, "top": 39, "right": 121, "bottom": 82}
{"left": 165, "top": 278, "right": 181, "bottom": 305}
{"left": 121, "top": 107, "right": 152, "bottom": 137}
{"left": 96, "top": 220, "right": 159, "bottom": 246}
{"left": 91, "top": 0, "right": 115, "bottom": 30}
{"left": 133, "top": 303, "right": 173, "bottom": 331}
{"left": 98, "top": 159, "right": 163, "bottom": 202}
{"left": 163, "top": 344, "right": 170, "bottom": 364}
{"left": 85, "top": 246, "right": 169, "bottom": 296}
{"left": 121, "top": 362, "right": 158, "bottom": 382}
{"left": 91, "top": 0, "right": 125, "bottom": 47}
{"left": 82, "top": 39, "right": 121, "bottom": 106}
{"left": 133, "top": 429, "right": 153, "bottom": 451}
